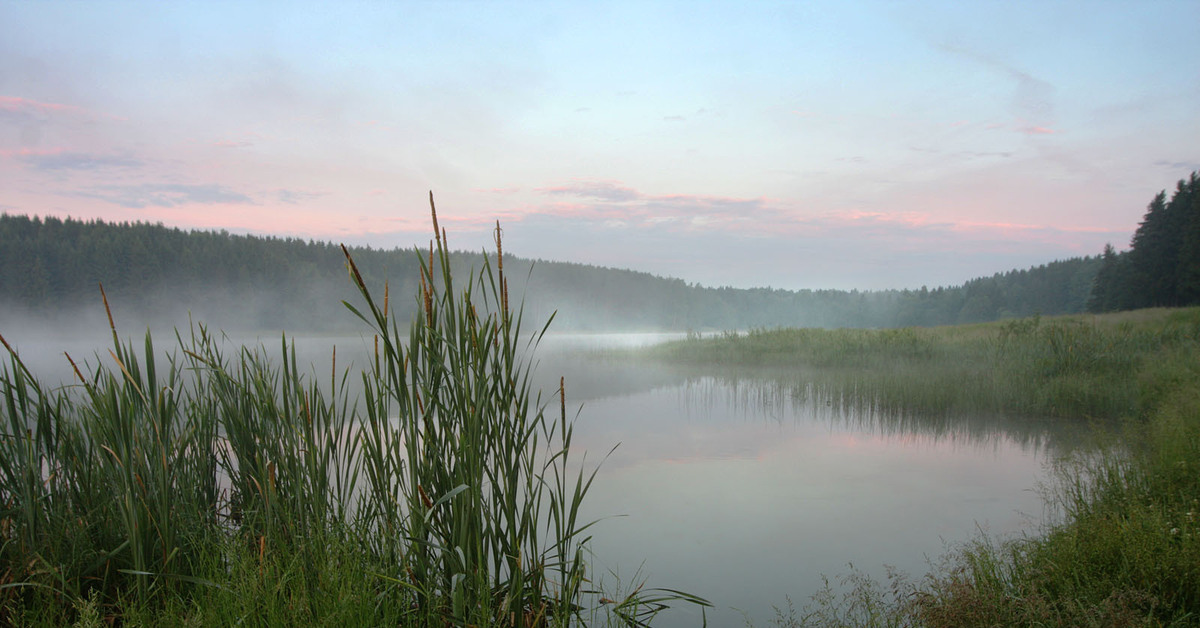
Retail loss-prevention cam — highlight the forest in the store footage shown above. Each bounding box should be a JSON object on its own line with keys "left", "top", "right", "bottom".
{"left": 1, "top": 171, "right": 1196, "bottom": 332}
{"left": 1088, "top": 171, "right": 1200, "bottom": 313}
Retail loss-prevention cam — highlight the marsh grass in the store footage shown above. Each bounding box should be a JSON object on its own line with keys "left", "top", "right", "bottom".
{"left": 0, "top": 196, "right": 707, "bottom": 626}
{"left": 658, "top": 310, "right": 1200, "bottom": 627}
{"left": 648, "top": 310, "right": 1200, "bottom": 421}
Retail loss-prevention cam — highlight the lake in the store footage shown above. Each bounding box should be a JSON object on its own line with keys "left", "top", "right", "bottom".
{"left": 6, "top": 327, "right": 1066, "bottom": 626}
{"left": 531, "top": 334, "right": 1063, "bottom": 627}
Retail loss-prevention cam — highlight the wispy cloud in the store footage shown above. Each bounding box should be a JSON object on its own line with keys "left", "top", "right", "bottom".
{"left": 77, "top": 183, "right": 255, "bottom": 209}
{"left": 214, "top": 139, "right": 253, "bottom": 149}
{"left": 275, "top": 188, "right": 326, "bottom": 204}
{"left": 17, "top": 150, "right": 142, "bottom": 171}
{"left": 0, "top": 95, "right": 89, "bottom": 119}
{"left": 1154, "top": 160, "right": 1200, "bottom": 172}
{"left": 537, "top": 180, "right": 642, "bottom": 202}
{"left": 937, "top": 44, "right": 1056, "bottom": 134}
{"left": 0, "top": 95, "right": 122, "bottom": 122}
{"left": 526, "top": 181, "right": 774, "bottom": 233}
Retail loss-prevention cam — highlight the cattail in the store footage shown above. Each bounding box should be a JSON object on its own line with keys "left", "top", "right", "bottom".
{"left": 494, "top": 221, "right": 508, "bottom": 312}
{"left": 417, "top": 484, "right": 433, "bottom": 510}
{"left": 429, "top": 191, "right": 441, "bottom": 248}
{"left": 64, "top": 352, "right": 86, "bottom": 384}
{"left": 99, "top": 282, "right": 117, "bottom": 344}
{"left": 339, "top": 244, "right": 366, "bottom": 291}
{"left": 423, "top": 276, "right": 433, "bottom": 322}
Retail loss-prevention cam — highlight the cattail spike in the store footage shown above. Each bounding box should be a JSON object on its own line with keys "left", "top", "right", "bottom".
{"left": 429, "top": 191, "right": 441, "bottom": 248}
{"left": 340, "top": 244, "right": 367, "bottom": 291}
{"left": 65, "top": 352, "right": 86, "bottom": 384}
{"left": 495, "top": 221, "right": 508, "bottom": 311}
{"left": 494, "top": 221, "right": 504, "bottom": 272}
{"left": 99, "top": 283, "right": 117, "bottom": 344}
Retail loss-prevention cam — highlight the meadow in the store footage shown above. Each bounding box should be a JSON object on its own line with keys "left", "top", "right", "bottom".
{"left": 645, "top": 309, "right": 1200, "bottom": 627}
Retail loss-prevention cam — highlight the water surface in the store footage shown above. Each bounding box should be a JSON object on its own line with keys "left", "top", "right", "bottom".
{"left": 549, "top": 347, "right": 1061, "bottom": 627}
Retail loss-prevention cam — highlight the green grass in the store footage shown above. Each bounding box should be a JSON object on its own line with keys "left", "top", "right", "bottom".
{"left": 0, "top": 198, "right": 708, "bottom": 627}
{"left": 655, "top": 310, "right": 1200, "bottom": 627}
{"left": 647, "top": 310, "right": 1200, "bottom": 420}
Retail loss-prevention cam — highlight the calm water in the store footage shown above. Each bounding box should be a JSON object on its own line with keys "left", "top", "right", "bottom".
{"left": 530, "top": 336, "right": 1063, "bottom": 627}
{"left": 8, "top": 328, "right": 1066, "bottom": 626}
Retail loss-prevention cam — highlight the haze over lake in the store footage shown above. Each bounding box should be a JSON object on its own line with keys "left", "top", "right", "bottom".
{"left": 9, "top": 326, "right": 1071, "bottom": 625}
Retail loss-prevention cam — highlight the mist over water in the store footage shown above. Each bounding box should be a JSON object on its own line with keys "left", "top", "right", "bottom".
{"left": 571, "top": 374, "right": 1058, "bottom": 627}
{"left": 0, "top": 317, "right": 1067, "bottom": 626}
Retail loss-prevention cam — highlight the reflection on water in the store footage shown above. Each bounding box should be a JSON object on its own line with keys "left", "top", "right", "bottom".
{"left": 568, "top": 369, "right": 1065, "bottom": 628}
{"left": 8, "top": 329, "right": 1072, "bottom": 626}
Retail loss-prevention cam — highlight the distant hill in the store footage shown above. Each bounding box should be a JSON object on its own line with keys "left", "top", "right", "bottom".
{"left": 1, "top": 213, "right": 1100, "bottom": 333}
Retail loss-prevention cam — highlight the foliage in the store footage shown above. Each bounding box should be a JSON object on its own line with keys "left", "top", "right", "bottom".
{"left": 0, "top": 198, "right": 706, "bottom": 626}
{"left": 1093, "top": 171, "right": 1200, "bottom": 312}
{"left": 683, "top": 308, "right": 1200, "bottom": 627}
{"left": 1, "top": 212, "right": 1101, "bottom": 331}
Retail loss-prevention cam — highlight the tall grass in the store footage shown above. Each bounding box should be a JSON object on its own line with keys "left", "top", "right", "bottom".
{"left": 0, "top": 196, "right": 706, "bottom": 626}
{"left": 662, "top": 311, "right": 1200, "bottom": 627}
{"left": 647, "top": 310, "right": 1200, "bottom": 422}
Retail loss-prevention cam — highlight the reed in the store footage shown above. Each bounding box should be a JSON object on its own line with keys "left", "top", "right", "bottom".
{"left": 0, "top": 196, "right": 706, "bottom": 626}
{"left": 646, "top": 310, "right": 1200, "bottom": 422}
{"left": 689, "top": 310, "right": 1200, "bottom": 627}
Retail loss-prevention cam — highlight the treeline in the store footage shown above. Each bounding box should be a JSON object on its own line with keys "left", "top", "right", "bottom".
{"left": 1, "top": 213, "right": 1101, "bottom": 332}
{"left": 1089, "top": 172, "right": 1200, "bottom": 312}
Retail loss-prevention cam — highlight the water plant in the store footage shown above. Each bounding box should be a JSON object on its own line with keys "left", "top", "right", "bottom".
{"left": 0, "top": 195, "right": 707, "bottom": 626}
{"left": 659, "top": 310, "right": 1200, "bottom": 627}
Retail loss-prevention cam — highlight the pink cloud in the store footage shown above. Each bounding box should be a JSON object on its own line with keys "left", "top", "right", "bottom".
{"left": 0, "top": 147, "right": 69, "bottom": 158}
{"left": 1019, "top": 125, "right": 1057, "bottom": 135}
{"left": 536, "top": 179, "right": 642, "bottom": 202}
{"left": 473, "top": 187, "right": 522, "bottom": 195}
{"left": 522, "top": 182, "right": 774, "bottom": 234}
{"left": 0, "top": 95, "right": 124, "bottom": 121}
{"left": 214, "top": 139, "right": 253, "bottom": 148}
{"left": 0, "top": 95, "right": 88, "bottom": 116}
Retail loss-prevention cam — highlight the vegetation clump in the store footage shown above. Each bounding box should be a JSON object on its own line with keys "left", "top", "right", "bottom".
{"left": 0, "top": 197, "right": 705, "bottom": 626}
{"left": 659, "top": 309, "right": 1200, "bottom": 627}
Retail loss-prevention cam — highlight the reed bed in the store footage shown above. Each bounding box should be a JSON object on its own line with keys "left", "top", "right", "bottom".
{"left": 0, "top": 197, "right": 706, "bottom": 626}
{"left": 655, "top": 311, "right": 1200, "bottom": 627}
{"left": 648, "top": 310, "right": 1200, "bottom": 422}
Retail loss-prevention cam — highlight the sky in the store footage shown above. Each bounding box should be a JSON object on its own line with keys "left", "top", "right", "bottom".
{"left": 1, "top": 1, "right": 1198, "bottom": 291}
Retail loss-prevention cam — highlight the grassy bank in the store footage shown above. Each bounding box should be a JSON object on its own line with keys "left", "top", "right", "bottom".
{"left": 649, "top": 310, "right": 1200, "bottom": 627}
{"left": 0, "top": 201, "right": 706, "bottom": 627}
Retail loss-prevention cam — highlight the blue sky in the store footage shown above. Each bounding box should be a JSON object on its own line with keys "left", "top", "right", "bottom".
{"left": 2, "top": 1, "right": 1197, "bottom": 290}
